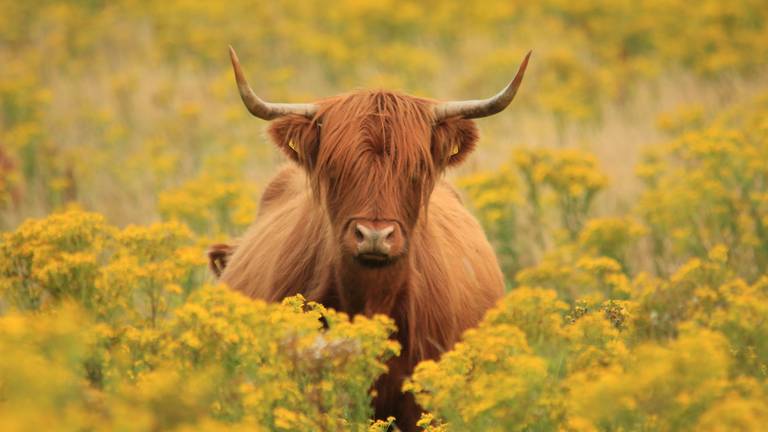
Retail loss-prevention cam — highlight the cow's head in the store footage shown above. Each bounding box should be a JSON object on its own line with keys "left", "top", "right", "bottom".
{"left": 229, "top": 47, "right": 529, "bottom": 268}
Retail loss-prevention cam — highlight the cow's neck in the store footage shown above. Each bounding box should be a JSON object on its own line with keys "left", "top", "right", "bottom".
{"left": 334, "top": 255, "right": 410, "bottom": 318}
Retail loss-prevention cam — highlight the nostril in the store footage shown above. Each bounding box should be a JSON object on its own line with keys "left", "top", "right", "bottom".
{"left": 354, "top": 226, "right": 365, "bottom": 242}
{"left": 385, "top": 230, "right": 394, "bottom": 241}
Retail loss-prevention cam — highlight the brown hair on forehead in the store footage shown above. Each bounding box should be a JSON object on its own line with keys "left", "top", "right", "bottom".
{"left": 310, "top": 91, "right": 438, "bottom": 219}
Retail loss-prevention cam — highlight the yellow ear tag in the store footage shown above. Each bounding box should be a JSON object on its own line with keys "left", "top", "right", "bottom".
{"left": 450, "top": 144, "right": 460, "bottom": 156}
{"left": 288, "top": 139, "right": 298, "bottom": 153}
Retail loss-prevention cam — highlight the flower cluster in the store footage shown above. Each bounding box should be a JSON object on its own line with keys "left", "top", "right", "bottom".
{"left": 428, "top": 90, "right": 768, "bottom": 430}
{"left": 639, "top": 93, "right": 768, "bottom": 279}
{"left": 407, "top": 266, "right": 768, "bottom": 430}
{"left": 0, "top": 209, "right": 399, "bottom": 431}
{"left": 459, "top": 147, "right": 608, "bottom": 277}
{"left": 158, "top": 171, "right": 258, "bottom": 238}
{"left": 2, "top": 2, "right": 768, "bottom": 430}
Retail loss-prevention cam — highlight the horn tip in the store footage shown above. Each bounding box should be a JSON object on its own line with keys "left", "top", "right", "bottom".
{"left": 513, "top": 50, "right": 532, "bottom": 83}
{"left": 522, "top": 50, "right": 532, "bottom": 66}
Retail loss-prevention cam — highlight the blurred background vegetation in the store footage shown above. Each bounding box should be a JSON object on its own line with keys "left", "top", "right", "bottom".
{"left": 2, "top": 0, "right": 766, "bottom": 230}
{"left": 2, "top": 1, "right": 768, "bottom": 430}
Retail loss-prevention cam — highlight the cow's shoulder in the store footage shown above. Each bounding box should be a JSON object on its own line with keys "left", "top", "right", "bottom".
{"left": 434, "top": 179, "right": 464, "bottom": 205}
{"left": 259, "top": 164, "right": 305, "bottom": 214}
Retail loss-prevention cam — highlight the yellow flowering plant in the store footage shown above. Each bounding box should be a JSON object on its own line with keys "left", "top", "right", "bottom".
{"left": 157, "top": 147, "right": 259, "bottom": 238}
{"left": 639, "top": 94, "right": 768, "bottom": 279}
{"left": 2, "top": 1, "right": 768, "bottom": 430}
{"left": 459, "top": 147, "right": 609, "bottom": 279}
{"left": 0, "top": 209, "right": 400, "bottom": 431}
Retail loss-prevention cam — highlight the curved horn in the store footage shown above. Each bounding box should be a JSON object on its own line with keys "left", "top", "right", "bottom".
{"left": 229, "top": 46, "right": 317, "bottom": 120}
{"left": 434, "top": 50, "right": 531, "bottom": 121}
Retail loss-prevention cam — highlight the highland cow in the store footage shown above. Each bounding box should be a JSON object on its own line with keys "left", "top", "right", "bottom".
{"left": 212, "top": 46, "right": 530, "bottom": 431}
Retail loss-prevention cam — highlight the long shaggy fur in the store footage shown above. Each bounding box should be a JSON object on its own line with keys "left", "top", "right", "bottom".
{"left": 218, "top": 90, "right": 504, "bottom": 431}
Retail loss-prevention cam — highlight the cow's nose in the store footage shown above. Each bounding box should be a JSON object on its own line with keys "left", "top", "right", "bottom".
{"left": 355, "top": 223, "right": 395, "bottom": 254}
{"left": 344, "top": 219, "right": 406, "bottom": 263}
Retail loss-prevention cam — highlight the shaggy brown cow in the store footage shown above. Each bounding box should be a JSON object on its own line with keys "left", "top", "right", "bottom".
{"left": 214, "top": 46, "right": 530, "bottom": 431}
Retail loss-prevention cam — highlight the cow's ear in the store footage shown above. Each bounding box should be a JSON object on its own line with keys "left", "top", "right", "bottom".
{"left": 267, "top": 115, "right": 320, "bottom": 167}
{"left": 431, "top": 117, "right": 479, "bottom": 168}
{"left": 208, "top": 243, "right": 235, "bottom": 278}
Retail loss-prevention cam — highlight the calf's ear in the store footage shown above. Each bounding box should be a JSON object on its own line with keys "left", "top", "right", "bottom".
{"left": 267, "top": 115, "right": 320, "bottom": 168}
{"left": 431, "top": 117, "right": 479, "bottom": 168}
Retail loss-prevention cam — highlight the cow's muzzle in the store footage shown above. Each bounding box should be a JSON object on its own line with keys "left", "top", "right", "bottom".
{"left": 345, "top": 219, "right": 405, "bottom": 266}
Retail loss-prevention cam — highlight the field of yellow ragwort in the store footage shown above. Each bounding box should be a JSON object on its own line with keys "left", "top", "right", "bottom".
{"left": 1, "top": 1, "right": 768, "bottom": 430}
